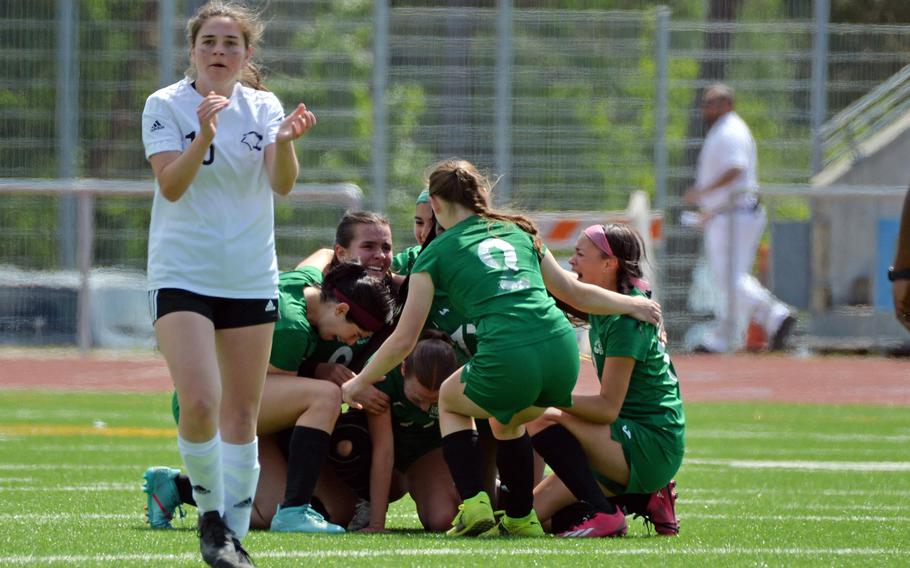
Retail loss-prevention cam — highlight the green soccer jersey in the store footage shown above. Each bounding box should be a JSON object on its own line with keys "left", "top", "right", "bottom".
{"left": 270, "top": 266, "right": 324, "bottom": 372}
{"left": 375, "top": 366, "right": 440, "bottom": 440}
{"left": 308, "top": 336, "right": 371, "bottom": 369}
{"left": 425, "top": 295, "right": 477, "bottom": 365}
{"left": 411, "top": 215, "right": 572, "bottom": 350}
{"left": 394, "top": 244, "right": 477, "bottom": 362}
{"left": 588, "top": 289, "right": 685, "bottom": 438}
{"left": 391, "top": 245, "right": 421, "bottom": 275}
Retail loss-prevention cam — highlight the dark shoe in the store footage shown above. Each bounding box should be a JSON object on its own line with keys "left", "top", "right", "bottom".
{"left": 198, "top": 511, "right": 242, "bottom": 568}
{"left": 232, "top": 537, "right": 255, "bottom": 566}
{"left": 692, "top": 344, "right": 718, "bottom": 354}
{"left": 770, "top": 314, "right": 797, "bottom": 351}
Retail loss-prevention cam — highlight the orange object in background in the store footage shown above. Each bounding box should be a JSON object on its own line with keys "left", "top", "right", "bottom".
{"left": 756, "top": 242, "right": 769, "bottom": 287}
{"left": 746, "top": 321, "right": 766, "bottom": 351}
{"left": 746, "top": 242, "right": 771, "bottom": 351}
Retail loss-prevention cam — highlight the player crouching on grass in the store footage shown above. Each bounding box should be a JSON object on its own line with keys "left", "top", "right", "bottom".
{"left": 528, "top": 223, "right": 685, "bottom": 537}
{"left": 327, "top": 329, "right": 462, "bottom": 532}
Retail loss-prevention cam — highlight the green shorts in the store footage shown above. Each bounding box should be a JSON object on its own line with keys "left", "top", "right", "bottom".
{"left": 594, "top": 419, "right": 684, "bottom": 495}
{"left": 394, "top": 431, "right": 440, "bottom": 472}
{"left": 462, "top": 329, "right": 579, "bottom": 425}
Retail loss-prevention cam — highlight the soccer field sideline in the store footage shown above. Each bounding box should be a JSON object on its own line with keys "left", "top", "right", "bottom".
{"left": 2, "top": 350, "right": 908, "bottom": 405}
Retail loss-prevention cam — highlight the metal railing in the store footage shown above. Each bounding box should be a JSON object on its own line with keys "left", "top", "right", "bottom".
{"left": 0, "top": 179, "right": 362, "bottom": 351}
{"left": 820, "top": 64, "right": 910, "bottom": 171}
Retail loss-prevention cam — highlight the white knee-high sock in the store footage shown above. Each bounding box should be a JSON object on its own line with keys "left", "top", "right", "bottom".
{"left": 222, "top": 437, "right": 260, "bottom": 539}
{"left": 177, "top": 433, "right": 223, "bottom": 515}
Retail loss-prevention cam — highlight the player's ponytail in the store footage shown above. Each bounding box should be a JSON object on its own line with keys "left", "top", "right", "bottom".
{"left": 427, "top": 159, "right": 543, "bottom": 253}
{"left": 240, "top": 61, "right": 268, "bottom": 92}
{"left": 585, "top": 223, "right": 649, "bottom": 295}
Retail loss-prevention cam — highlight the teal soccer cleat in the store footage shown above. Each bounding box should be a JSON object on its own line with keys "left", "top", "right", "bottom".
{"left": 142, "top": 466, "right": 185, "bottom": 529}
{"left": 270, "top": 504, "right": 346, "bottom": 534}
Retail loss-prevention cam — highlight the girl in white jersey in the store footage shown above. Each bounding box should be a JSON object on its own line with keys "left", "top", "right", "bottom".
{"left": 141, "top": 2, "right": 315, "bottom": 566}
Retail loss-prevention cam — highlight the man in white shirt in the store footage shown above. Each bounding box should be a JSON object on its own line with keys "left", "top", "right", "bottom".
{"left": 684, "top": 83, "right": 794, "bottom": 353}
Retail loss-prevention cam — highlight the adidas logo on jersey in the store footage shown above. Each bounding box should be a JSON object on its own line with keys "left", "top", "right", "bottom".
{"left": 150, "top": 120, "right": 164, "bottom": 132}
{"left": 265, "top": 300, "right": 276, "bottom": 312}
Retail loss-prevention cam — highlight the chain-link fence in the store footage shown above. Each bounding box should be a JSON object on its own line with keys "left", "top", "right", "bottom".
{"left": 2, "top": 1, "right": 910, "bottom": 348}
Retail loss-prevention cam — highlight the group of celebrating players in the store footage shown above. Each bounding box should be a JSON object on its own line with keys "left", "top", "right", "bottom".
{"left": 141, "top": 2, "right": 684, "bottom": 566}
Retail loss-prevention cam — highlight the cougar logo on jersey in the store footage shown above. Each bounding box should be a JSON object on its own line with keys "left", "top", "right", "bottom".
{"left": 593, "top": 339, "right": 604, "bottom": 356}
{"left": 241, "top": 130, "right": 263, "bottom": 151}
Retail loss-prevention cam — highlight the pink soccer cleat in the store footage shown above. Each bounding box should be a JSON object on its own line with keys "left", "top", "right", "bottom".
{"left": 557, "top": 508, "right": 627, "bottom": 538}
{"left": 642, "top": 480, "right": 679, "bottom": 536}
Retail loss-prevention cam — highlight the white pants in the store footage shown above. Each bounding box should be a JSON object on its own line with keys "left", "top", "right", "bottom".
{"left": 700, "top": 206, "right": 790, "bottom": 352}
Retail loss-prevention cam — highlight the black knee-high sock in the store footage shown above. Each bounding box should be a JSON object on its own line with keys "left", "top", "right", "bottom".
{"left": 175, "top": 474, "right": 196, "bottom": 506}
{"left": 496, "top": 433, "right": 534, "bottom": 518}
{"left": 442, "top": 429, "right": 484, "bottom": 500}
{"left": 282, "top": 426, "right": 331, "bottom": 508}
{"left": 531, "top": 424, "right": 616, "bottom": 514}
{"left": 610, "top": 493, "right": 650, "bottom": 516}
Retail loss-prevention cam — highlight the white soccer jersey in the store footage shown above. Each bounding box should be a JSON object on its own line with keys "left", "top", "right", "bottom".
{"left": 142, "top": 78, "right": 284, "bottom": 298}
{"left": 695, "top": 111, "right": 758, "bottom": 215}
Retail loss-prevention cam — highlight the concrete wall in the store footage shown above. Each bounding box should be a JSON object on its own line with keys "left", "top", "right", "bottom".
{"left": 811, "top": 112, "right": 909, "bottom": 308}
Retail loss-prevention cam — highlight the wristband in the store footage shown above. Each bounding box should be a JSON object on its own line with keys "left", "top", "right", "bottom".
{"left": 888, "top": 266, "right": 910, "bottom": 282}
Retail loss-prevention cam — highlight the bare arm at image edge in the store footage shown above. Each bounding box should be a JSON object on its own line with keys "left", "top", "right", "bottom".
{"left": 893, "top": 188, "right": 910, "bottom": 332}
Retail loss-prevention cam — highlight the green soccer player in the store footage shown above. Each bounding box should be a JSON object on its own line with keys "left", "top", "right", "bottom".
{"left": 529, "top": 223, "right": 684, "bottom": 538}
{"left": 342, "top": 159, "right": 661, "bottom": 538}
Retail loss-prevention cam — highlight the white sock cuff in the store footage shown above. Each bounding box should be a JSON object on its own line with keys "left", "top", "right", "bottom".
{"left": 177, "top": 432, "right": 222, "bottom": 456}
{"left": 222, "top": 437, "right": 259, "bottom": 465}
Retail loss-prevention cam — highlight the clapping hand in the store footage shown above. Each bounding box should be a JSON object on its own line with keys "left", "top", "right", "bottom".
{"left": 276, "top": 103, "right": 317, "bottom": 143}
{"left": 196, "top": 91, "right": 230, "bottom": 141}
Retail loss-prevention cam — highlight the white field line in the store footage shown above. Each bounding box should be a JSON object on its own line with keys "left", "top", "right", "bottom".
{"left": 0, "top": 547, "right": 906, "bottom": 565}
{"left": 2, "top": 511, "right": 907, "bottom": 524}
{"left": 0, "top": 464, "right": 154, "bottom": 471}
{"left": 686, "top": 447, "right": 910, "bottom": 458}
{"left": 0, "top": 482, "right": 135, "bottom": 492}
{"left": 684, "top": 488, "right": 907, "bottom": 497}
{"left": 0, "top": 513, "right": 137, "bottom": 521}
{"left": 687, "top": 430, "right": 910, "bottom": 443}
{"left": 685, "top": 458, "right": 910, "bottom": 471}
{"left": 0, "top": 443, "right": 176, "bottom": 453}
{"left": 687, "top": 513, "right": 910, "bottom": 522}
{"left": 682, "top": 499, "right": 909, "bottom": 511}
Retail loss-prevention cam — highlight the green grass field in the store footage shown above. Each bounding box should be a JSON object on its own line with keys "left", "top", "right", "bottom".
{"left": 1, "top": 391, "right": 908, "bottom": 567}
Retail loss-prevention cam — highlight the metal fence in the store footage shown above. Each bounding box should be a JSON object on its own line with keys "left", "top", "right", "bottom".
{"left": 2, "top": 1, "right": 910, "bottom": 348}
{"left": 0, "top": 179, "right": 362, "bottom": 349}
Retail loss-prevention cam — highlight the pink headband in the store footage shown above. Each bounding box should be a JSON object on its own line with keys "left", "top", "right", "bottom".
{"left": 583, "top": 224, "right": 614, "bottom": 257}
{"left": 582, "top": 224, "right": 651, "bottom": 293}
{"left": 331, "top": 289, "right": 385, "bottom": 332}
